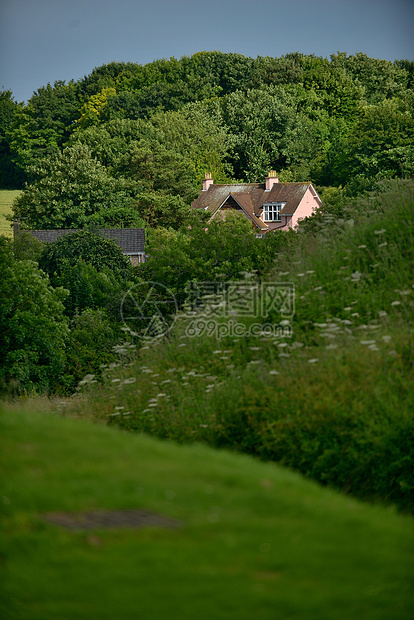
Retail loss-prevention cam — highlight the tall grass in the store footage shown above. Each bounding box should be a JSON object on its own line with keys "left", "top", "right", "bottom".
{"left": 68, "top": 180, "right": 414, "bottom": 512}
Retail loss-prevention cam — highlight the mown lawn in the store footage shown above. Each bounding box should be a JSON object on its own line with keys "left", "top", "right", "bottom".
{"left": 1, "top": 406, "right": 413, "bottom": 620}
{"left": 0, "top": 190, "right": 20, "bottom": 237}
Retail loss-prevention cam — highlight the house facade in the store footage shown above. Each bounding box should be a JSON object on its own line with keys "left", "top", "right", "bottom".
{"left": 13, "top": 222, "right": 146, "bottom": 265}
{"left": 191, "top": 172, "right": 322, "bottom": 233}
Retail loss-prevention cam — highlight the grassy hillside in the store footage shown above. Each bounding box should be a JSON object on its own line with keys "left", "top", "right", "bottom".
{"left": 0, "top": 190, "right": 20, "bottom": 237}
{"left": 1, "top": 405, "right": 413, "bottom": 620}
{"left": 69, "top": 180, "right": 414, "bottom": 512}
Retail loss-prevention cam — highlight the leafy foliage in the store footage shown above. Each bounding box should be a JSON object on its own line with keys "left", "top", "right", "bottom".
{"left": 12, "top": 144, "right": 135, "bottom": 229}
{"left": 39, "top": 230, "right": 132, "bottom": 280}
{"left": 0, "top": 236, "right": 69, "bottom": 394}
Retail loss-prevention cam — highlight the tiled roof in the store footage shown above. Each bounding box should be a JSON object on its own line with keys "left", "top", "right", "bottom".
{"left": 192, "top": 182, "right": 318, "bottom": 218}
{"left": 229, "top": 193, "right": 268, "bottom": 229}
{"left": 23, "top": 228, "right": 145, "bottom": 254}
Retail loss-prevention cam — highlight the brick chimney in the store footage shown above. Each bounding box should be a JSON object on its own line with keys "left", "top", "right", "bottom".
{"left": 265, "top": 170, "right": 279, "bottom": 191}
{"left": 13, "top": 220, "right": 20, "bottom": 238}
{"left": 202, "top": 172, "right": 214, "bottom": 191}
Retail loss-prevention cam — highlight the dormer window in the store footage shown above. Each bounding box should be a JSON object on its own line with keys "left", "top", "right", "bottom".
{"left": 263, "top": 203, "right": 284, "bottom": 222}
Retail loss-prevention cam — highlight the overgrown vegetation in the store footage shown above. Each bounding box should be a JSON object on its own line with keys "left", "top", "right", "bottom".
{"left": 67, "top": 181, "right": 414, "bottom": 513}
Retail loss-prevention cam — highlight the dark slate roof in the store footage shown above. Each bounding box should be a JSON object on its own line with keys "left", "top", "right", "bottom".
{"left": 23, "top": 228, "right": 145, "bottom": 254}
{"left": 192, "top": 182, "right": 320, "bottom": 218}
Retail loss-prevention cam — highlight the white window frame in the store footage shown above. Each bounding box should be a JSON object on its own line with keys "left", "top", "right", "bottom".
{"left": 263, "top": 203, "right": 284, "bottom": 222}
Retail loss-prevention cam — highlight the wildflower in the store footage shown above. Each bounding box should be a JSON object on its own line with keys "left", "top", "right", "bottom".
{"left": 357, "top": 245, "right": 367, "bottom": 249}
{"left": 114, "top": 406, "right": 125, "bottom": 410}
{"left": 378, "top": 310, "right": 388, "bottom": 317}
{"left": 368, "top": 344, "right": 379, "bottom": 351}
{"left": 360, "top": 340, "right": 376, "bottom": 345}
{"left": 269, "top": 370, "right": 280, "bottom": 375}
{"left": 122, "top": 378, "right": 136, "bottom": 385}
{"left": 297, "top": 273, "right": 305, "bottom": 277}
{"left": 374, "top": 229, "right": 386, "bottom": 235}
{"left": 111, "top": 379, "right": 121, "bottom": 383}
{"left": 306, "top": 270, "right": 315, "bottom": 274}
{"left": 250, "top": 346, "right": 260, "bottom": 351}
{"left": 178, "top": 343, "right": 186, "bottom": 348}
{"left": 308, "top": 358, "right": 319, "bottom": 364}
{"left": 212, "top": 350, "right": 222, "bottom": 355}
{"left": 344, "top": 307, "right": 351, "bottom": 311}
{"left": 326, "top": 344, "right": 338, "bottom": 349}
{"left": 382, "top": 335, "right": 392, "bottom": 343}
{"left": 161, "top": 379, "right": 171, "bottom": 384}
{"left": 391, "top": 301, "right": 401, "bottom": 306}
{"left": 351, "top": 271, "right": 362, "bottom": 281}
{"left": 378, "top": 242, "right": 388, "bottom": 248}
{"left": 277, "top": 342, "right": 289, "bottom": 348}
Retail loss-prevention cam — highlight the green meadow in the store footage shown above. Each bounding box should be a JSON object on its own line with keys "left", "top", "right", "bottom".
{"left": 1, "top": 405, "right": 413, "bottom": 620}
{"left": 0, "top": 190, "right": 20, "bottom": 237}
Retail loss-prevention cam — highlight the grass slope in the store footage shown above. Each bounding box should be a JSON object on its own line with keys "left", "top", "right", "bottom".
{"left": 1, "top": 406, "right": 413, "bottom": 620}
{"left": 0, "top": 190, "right": 20, "bottom": 237}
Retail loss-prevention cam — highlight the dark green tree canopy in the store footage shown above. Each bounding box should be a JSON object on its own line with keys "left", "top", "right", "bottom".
{"left": 0, "top": 236, "right": 69, "bottom": 395}
{"left": 12, "top": 143, "right": 136, "bottom": 229}
{"left": 38, "top": 230, "right": 132, "bottom": 278}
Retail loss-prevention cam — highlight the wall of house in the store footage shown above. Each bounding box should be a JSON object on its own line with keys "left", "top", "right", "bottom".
{"left": 130, "top": 254, "right": 145, "bottom": 266}
{"left": 291, "top": 187, "right": 320, "bottom": 228}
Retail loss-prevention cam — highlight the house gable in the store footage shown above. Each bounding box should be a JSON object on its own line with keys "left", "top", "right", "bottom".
{"left": 192, "top": 173, "right": 321, "bottom": 231}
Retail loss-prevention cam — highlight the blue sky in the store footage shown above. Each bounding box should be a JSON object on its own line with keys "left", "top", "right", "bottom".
{"left": 1, "top": 0, "right": 413, "bottom": 103}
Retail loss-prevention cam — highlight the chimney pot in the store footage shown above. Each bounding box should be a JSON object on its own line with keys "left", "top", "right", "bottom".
{"left": 202, "top": 172, "right": 214, "bottom": 191}
{"left": 265, "top": 170, "right": 279, "bottom": 191}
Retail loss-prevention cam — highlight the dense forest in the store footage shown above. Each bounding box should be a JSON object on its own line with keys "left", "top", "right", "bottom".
{"left": 1, "top": 51, "right": 413, "bottom": 204}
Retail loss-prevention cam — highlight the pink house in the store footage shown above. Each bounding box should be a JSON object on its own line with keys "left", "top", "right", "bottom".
{"left": 191, "top": 171, "right": 322, "bottom": 232}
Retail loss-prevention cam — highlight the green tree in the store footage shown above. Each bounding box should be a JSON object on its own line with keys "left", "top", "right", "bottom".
{"left": 9, "top": 81, "right": 81, "bottom": 177}
{"left": 65, "top": 309, "right": 120, "bottom": 389}
{"left": 0, "top": 236, "right": 69, "bottom": 394}
{"left": 140, "top": 212, "right": 291, "bottom": 309}
{"left": 12, "top": 144, "right": 135, "bottom": 229}
{"left": 39, "top": 230, "right": 132, "bottom": 279}
{"left": 0, "top": 90, "right": 25, "bottom": 188}
{"left": 331, "top": 98, "right": 414, "bottom": 184}
{"left": 13, "top": 231, "right": 44, "bottom": 262}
